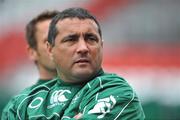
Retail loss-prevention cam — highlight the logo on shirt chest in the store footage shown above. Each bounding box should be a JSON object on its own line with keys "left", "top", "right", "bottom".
{"left": 48, "top": 90, "right": 71, "bottom": 109}
{"left": 28, "top": 97, "right": 44, "bottom": 109}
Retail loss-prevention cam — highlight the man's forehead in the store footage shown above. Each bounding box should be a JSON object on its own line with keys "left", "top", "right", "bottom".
{"left": 56, "top": 18, "right": 98, "bottom": 29}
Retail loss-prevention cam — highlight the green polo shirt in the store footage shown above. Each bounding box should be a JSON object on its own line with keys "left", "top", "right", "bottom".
{"left": 1, "top": 79, "right": 52, "bottom": 119}
{"left": 1, "top": 70, "right": 145, "bottom": 120}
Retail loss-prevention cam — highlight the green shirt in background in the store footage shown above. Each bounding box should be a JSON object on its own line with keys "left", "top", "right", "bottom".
{"left": 1, "top": 70, "right": 145, "bottom": 120}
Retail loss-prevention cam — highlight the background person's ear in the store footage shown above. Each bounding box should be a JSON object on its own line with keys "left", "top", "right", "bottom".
{"left": 46, "top": 42, "right": 53, "bottom": 60}
{"left": 27, "top": 45, "right": 38, "bottom": 61}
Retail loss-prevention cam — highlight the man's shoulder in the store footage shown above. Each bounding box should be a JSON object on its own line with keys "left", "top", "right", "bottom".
{"left": 86, "top": 72, "right": 135, "bottom": 99}
{"left": 7, "top": 78, "right": 58, "bottom": 106}
{"left": 1, "top": 78, "right": 60, "bottom": 119}
{"left": 20, "top": 78, "right": 58, "bottom": 95}
{"left": 92, "top": 72, "right": 129, "bottom": 87}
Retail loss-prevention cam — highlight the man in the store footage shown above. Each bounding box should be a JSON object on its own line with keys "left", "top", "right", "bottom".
{"left": 1, "top": 10, "right": 58, "bottom": 119}
{"left": 26, "top": 10, "right": 58, "bottom": 84}
{"left": 2, "top": 8, "right": 145, "bottom": 120}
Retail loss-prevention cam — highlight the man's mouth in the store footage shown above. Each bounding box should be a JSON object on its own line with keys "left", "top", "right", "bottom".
{"left": 75, "top": 58, "right": 90, "bottom": 64}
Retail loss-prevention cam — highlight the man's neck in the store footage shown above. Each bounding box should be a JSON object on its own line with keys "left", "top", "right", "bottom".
{"left": 57, "top": 68, "right": 104, "bottom": 84}
{"left": 39, "top": 69, "right": 57, "bottom": 80}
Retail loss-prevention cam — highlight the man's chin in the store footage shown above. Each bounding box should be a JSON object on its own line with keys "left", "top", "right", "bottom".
{"left": 73, "top": 70, "right": 93, "bottom": 82}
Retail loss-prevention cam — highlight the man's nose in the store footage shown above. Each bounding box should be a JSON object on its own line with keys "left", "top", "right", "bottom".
{"left": 76, "top": 38, "right": 89, "bottom": 54}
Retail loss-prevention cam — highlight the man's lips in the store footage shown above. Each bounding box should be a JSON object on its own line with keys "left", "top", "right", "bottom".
{"left": 75, "top": 58, "right": 90, "bottom": 63}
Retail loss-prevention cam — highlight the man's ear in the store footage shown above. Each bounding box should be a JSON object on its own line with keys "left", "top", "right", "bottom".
{"left": 27, "top": 45, "right": 38, "bottom": 61}
{"left": 101, "top": 39, "right": 104, "bottom": 47}
{"left": 46, "top": 42, "right": 53, "bottom": 61}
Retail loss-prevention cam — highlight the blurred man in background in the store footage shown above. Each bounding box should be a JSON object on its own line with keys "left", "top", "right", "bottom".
{"left": 1, "top": 10, "right": 58, "bottom": 119}
{"left": 25, "top": 10, "right": 58, "bottom": 84}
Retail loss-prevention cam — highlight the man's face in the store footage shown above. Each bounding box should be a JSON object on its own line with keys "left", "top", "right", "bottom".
{"left": 35, "top": 19, "right": 56, "bottom": 72}
{"left": 49, "top": 18, "right": 103, "bottom": 83}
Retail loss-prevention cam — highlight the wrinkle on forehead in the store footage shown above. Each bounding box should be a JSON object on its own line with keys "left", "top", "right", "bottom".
{"left": 56, "top": 18, "right": 99, "bottom": 34}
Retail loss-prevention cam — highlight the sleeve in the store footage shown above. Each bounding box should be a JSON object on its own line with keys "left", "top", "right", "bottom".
{"left": 77, "top": 78, "right": 145, "bottom": 120}
{"left": 1, "top": 86, "right": 34, "bottom": 120}
{"left": 1, "top": 96, "right": 18, "bottom": 120}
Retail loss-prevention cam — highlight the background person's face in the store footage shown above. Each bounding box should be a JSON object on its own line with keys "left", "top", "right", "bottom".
{"left": 35, "top": 20, "right": 56, "bottom": 72}
{"left": 50, "top": 18, "right": 103, "bottom": 83}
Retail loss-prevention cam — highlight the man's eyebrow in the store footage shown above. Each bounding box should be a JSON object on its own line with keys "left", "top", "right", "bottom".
{"left": 62, "top": 34, "right": 79, "bottom": 41}
{"left": 84, "top": 32, "right": 97, "bottom": 36}
{"left": 65, "top": 34, "right": 79, "bottom": 38}
{"left": 83, "top": 32, "right": 99, "bottom": 38}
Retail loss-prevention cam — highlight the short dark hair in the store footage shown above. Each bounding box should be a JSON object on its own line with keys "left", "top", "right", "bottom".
{"left": 48, "top": 7, "right": 102, "bottom": 46}
{"left": 26, "top": 10, "right": 59, "bottom": 49}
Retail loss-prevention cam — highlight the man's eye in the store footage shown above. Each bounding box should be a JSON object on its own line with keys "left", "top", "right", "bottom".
{"left": 85, "top": 35, "right": 98, "bottom": 42}
{"left": 88, "top": 36, "right": 97, "bottom": 40}
{"left": 65, "top": 38, "right": 75, "bottom": 41}
{"left": 63, "top": 35, "right": 78, "bottom": 42}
